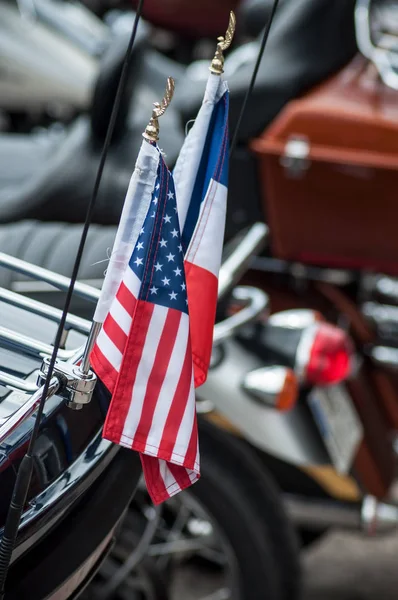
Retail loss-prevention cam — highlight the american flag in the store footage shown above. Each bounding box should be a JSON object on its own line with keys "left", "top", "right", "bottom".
{"left": 174, "top": 73, "right": 229, "bottom": 387}
{"left": 91, "top": 142, "right": 198, "bottom": 504}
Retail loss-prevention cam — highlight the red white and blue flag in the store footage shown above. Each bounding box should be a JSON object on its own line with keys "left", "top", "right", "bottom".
{"left": 90, "top": 72, "right": 229, "bottom": 504}
{"left": 174, "top": 73, "right": 229, "bottom": 386}
{"left": 91, "top": 141, "right": 198, "bottom": 504}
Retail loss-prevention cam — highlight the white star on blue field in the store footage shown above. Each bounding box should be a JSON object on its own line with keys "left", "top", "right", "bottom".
{"left": 129, "top": 156, "right": 188, "bottom": 314}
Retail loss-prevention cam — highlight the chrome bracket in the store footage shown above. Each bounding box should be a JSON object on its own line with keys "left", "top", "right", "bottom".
{"left": 38, "top": 357, "right": 97, "bottom": 411}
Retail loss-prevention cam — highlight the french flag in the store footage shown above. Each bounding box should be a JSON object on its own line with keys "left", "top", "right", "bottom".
{"left": 174, "top": 73, "right": 229, "bottom": 387}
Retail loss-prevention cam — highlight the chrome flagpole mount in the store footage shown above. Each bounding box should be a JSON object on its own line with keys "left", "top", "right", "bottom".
{"left": 210, "top": 10, "right": 236, "bottom": 75}
{"left": 142, "top": 76, "right": 175, "bottom": 142}
{"left": 61, "top": 76, "right": 178, "bottom": 411}
{"left": 37, "top": 319, "right": 101, "bottom": 412}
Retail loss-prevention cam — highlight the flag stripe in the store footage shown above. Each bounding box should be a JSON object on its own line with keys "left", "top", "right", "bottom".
{"left": 110, "top": 296, "right": 133, "bottom": 336}
{"left": 181, "top": 87, "right": 229, "bottom": 249}
{"left": 185, "top": 180, "right": 227, "bottom": 277}
{"left": 170, "top": 383, "right": 197, "bottom": 468}
{"left": 123, "top": 268, "right": 141, "bottom": 300}
{"left": 167, "top": 461, "right": 193, "bottom": 491}
{"left": 102, "top": 314, "right": 127, "bottom": 355}
{"left": 104, "top": 301, "right": 155, "bottom": 443}
{"left": 184, "top": 261, "right": 218, "bottom": 387}
{"left": 132, "top": 308, "right": 182, "bottom": 451}
{"left": 185, "top": 420, "right": 199, "bottom": 472}
{"left": 158, "top": 339, "right": 194, "bottom": 464}
{"left": 118, "top": 303, "right": 166, "bottom": 445}
{"left": 116, "top": 282, "right": 137, "bottom": 318}
{"left": 90, "top": 343, "right": 119, "bottom": 392}
{"left": 144, "top": 313, "right": 190, "bottom": 458}
{"left": 95, "top": 327, "right": 123, "bottom": 374}
{"left": 140, "top": 456, "right": 169, "bottom": 503}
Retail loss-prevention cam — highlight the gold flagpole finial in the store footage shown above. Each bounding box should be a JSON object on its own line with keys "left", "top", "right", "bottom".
{"left": 210, "top": 11, "right": 236, "bottom": 75}
{"left": 143, "top": 76, "right": 175, "bottom": 142}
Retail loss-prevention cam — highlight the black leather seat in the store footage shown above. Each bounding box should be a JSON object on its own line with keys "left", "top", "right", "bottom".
{"left": 0, "top": 0, "right": 357, "bottom": 228}
{"left": 175, "top": 0, "right": 358, "bottom": 142}
{"left": 0, "top": 26, "right": 184, "bottom": 225}
{"left": 237, "top": 0, "right": 275, "bottom": 38}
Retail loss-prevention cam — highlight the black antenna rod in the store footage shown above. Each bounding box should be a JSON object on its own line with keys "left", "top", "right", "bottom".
{"left": 0, "top": 1, "right": 145, "bottom": 596}
{"left": 229, "top": 0, "right": 280, "bottom": 158}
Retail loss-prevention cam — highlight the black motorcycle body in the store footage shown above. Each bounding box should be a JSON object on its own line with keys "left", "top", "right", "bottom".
{"left": 0, "top": 290, "right": 142, "bottom": 599}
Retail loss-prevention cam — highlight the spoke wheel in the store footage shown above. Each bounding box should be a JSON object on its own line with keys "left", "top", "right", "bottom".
{"left": 85, "top": 418, "right": 300, "bottom": 600}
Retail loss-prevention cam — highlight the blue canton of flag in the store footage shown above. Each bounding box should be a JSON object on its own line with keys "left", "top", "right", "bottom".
{"left": 130, "top": 163, "right": 188, "bottom": 315}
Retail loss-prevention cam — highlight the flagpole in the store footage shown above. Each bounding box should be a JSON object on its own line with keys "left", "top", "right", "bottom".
{"left": 76, "top": 76, "right": 176, "bottom": 395}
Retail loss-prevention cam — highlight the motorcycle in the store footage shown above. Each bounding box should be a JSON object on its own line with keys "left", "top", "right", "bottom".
{"left": 3, "top": 218, "right": 398, "bottom": 600}
{"left": 2, "top": 0, "right": 398, "bottom": 595}
{"left": 0, "top": 222, "right": 304, "bottom": 600}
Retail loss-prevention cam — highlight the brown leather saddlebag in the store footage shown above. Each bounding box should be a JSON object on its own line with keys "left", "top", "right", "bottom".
{"left": 251, "top": 55, "right": 398, "bottom": 274}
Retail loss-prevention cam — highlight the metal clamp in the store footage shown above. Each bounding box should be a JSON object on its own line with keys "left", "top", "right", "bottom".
{"left": 38, "top": 357, "right": 97, "bottom": 411}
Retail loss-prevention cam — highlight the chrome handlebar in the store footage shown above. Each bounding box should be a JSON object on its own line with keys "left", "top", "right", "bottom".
{"left": 213, "top": 286, "right": 269, "bottom": 346}
{"left": 218, "top": 223, "right": 268, "bottom": 300}
{"left": 355, "top": 0, "right": 398, "bottom": 90}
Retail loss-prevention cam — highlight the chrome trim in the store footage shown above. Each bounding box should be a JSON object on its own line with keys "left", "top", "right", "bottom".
{"left": 0, "top": 287, "right": 91, "bottom": 335}
{"left": 0, "top": 252, "right": 100, "bottom": 303}
{"left": 285, "top": 492, "right": 398, "bottom": 534}
{"left": 368, "top": 345, "right": 398, "bottom": 370}
{"left": 372, "top": 275, "right": 398, "bottom": 305}
{"left": 0, "top": 377, "right": 61, "bottom": 444}
{"left": 355, "top": 0, "right": 398, "bottom": 90}
{"left": 361, "top": 495, "right": 398, "bottom": 535}
{"left": 268, "top": 309, "right": 320, "bottom": 329}
{"left": 355, "top": 0, "right": 375, "bottom": 59}
{"left": 0, "top": 371, "right": 38, "bottom": 393}
{"left": 361, "top": 302, "right": 398, "bottom": 343}
{"left": 0, "top": 325, "right": 75, "bottom": 361}
{"left": 294, "top": 323, "right": 319, "bottom": 382}
{"left": 0, "top": 255, "right": 95, "bottom": 394}
{"left": 11, "top": 278, "right": 102, "bottom": 295}
{"left": 242, "top": 366, "right": 295, "bottom": 408}
{"left": 218, "top": 222, "right": 268, "bottom": 300}
{"left": 251, "top": 255, "right": 354, "bottom": 285}
{"left": 284, "top": 494, "right": 361, "bottom": 530}
{"left": 213, "top": 286, "right": 269, "bottom": 346}
{"left": 80, "top": 321, "right": 102, "bottom": 375}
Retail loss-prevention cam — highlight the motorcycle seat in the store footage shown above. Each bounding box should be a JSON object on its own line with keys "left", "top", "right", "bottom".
{"left": 0, "top": 29, "right": 184, "bottom": 225}
{"left": 175, "top": 0, "right": 358, "bottom": 142}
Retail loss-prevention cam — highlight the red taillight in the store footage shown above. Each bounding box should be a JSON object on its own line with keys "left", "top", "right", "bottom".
{"left": 299, "top": 323, "right": 353, "bottom": 385}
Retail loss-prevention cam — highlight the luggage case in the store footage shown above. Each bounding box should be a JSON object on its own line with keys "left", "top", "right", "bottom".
{"left": 251, "top": 55, "right": 398, "bottom": 274}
